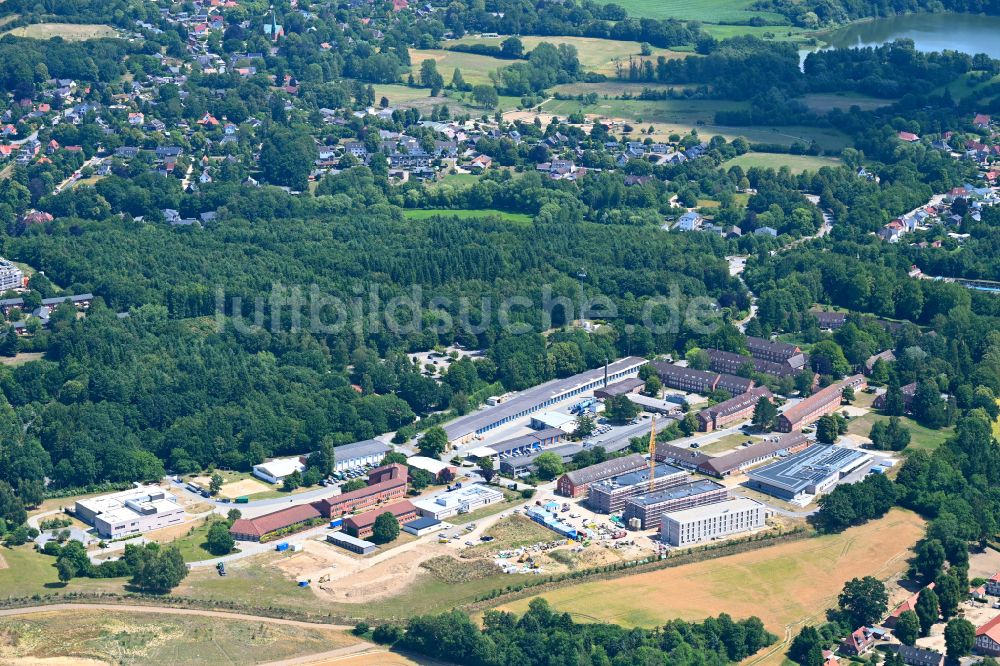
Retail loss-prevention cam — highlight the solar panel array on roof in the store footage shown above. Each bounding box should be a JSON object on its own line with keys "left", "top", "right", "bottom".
{"left": 747, "top": 444, "right": 870, "bottom": 497}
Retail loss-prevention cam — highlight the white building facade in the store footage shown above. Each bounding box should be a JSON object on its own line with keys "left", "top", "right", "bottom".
{"left": 75, "top": 486, "right": 185, "bottom": 539}
{"left": 660, "top": 498, "right": 769, "bottom": 547}
{"left": 412, "top": 484, "right": 504, "bottom": 519}
{"left": 0, "top": 259, "right": 24, "bottom": 292}
{"left": 252, "top": 457, "right": 305, "bottom": 484}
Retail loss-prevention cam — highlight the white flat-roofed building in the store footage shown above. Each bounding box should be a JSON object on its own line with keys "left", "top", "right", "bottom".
{"left": 660, "top": 497, "right": 769, "bottom": 547}
{"left": 0, "top": 258, "right": 24, "bottom": 292}
{"left": 411, "top": 483, "right": 504, "bottom": 520}
{"left": 333, "top": 439, "right": 391, "bottom": 473}
{"left": 529, "top": 411, "right": 577, "bottom": 431}
{"left": 253, "top": 456, "right": 306, "bottom": 484}
{"left": 75, "top": 486, "right": 185, "bottom": 539}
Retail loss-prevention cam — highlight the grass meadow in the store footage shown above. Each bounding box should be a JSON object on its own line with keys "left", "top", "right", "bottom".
{"left": 722, "top": 152, "right": 843, "bottom": 173}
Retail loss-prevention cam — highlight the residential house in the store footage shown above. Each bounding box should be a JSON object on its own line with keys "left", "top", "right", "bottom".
{"left": 676, "top": 211, "right": 702, "bottom": 231}
{"left": 840, "top": 627, "right": 875, "bottom": 656}
{"left": 977, "top": 615, "right": 1000, "bottom": 656}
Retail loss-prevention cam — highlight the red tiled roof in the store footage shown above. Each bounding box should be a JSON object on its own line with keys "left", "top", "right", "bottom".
{"left": 344, "top": 500, "right": 416, "bottom": 530}
{"left": 780, "top": 375, "right": 863, "bottom": 426}
{"left": 890, "top": 582, "right": 934, "bottom": 618}
{"left": 979, "top": 615, "right": 1000, "bottom": 642}
{"left": 229, "top": 503, "right": 321, "bottom": 538}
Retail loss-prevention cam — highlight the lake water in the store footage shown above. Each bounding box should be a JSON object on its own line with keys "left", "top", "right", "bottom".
{"left": 800, "top": 12, "right": 1000, "bottom": 63}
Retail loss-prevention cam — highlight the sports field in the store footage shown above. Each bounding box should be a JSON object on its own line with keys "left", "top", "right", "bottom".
{"left": 499, "top": 508, "right": 925, "bottom": 633}
{"left": 723, "top": 152, "right": 842, "bottom": 173}
{"left": 451, "top": 35, "right": 690, "bottom": 77}
{"left": 611, "top": 0, "right": 785, "bottom": 23}
{"left": 4, "top": 22, "right": 117, "bottom": 40}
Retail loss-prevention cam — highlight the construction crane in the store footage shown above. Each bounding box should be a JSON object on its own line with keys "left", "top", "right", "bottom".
{"left": 647, "top": 415, "right": 657, "bottom": 492}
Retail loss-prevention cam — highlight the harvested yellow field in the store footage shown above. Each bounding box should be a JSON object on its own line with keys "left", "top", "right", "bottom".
{"left": 500, "top": 508, "right": 925, "bottom": 634}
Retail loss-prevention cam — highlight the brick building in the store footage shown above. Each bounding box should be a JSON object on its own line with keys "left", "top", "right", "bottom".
{"left": 746, "top": 336, "right": 807, "bottom": 367}
{"left": 651, "top": 362, "right": 755, "bottom": 396}
{"left": 556, "top": 453, "right": 647, "bottom": 498}
{"left": 343, "top": 500, "right": 419, "bottom": 539}
{"left": 706, "top": 349, "right": 800, "bottom": 379}
{"left": 313, "top": 463, "right": 408, "bottom": 518}
{"left": 697, "top": 432, "right": 810, "bottom": 477}
{"left": 229, "top": 503, "right": 323, "bottom": 541}
{"left": 696, "top": 386, "right": 773, "bottom": 432}
{"left": 776, "top": 375, "right": 866, "bottom": 432}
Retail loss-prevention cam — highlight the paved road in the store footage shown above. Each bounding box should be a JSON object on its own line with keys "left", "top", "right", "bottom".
{"left": 727, "top": 255, "right": 758, "bottom": 333}
{"left": 583, "top": 417, "right": 678, "bottom": 453}
{"left": 168, "top": 478, "right": 339, "bottom": 517}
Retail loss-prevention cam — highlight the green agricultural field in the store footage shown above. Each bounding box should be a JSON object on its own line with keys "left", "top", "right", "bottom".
{"left": 402, "top": 208, "right": 533, "bottom": 225}
{"left": 537, "top": 97, "right": 851, "bottom": 150}
{"left": 371, "top": 83, "right": 522, "bottom": 114}
{"left": 701, "top": 24, "right": 809, "bottom": 41}
{"left": 722, "top": 152, "right": 843, "bottom": 173}
{"left": 451, "top": 35, "right": 690, "bottom": 77}
{"left": 4, "top": 22, "right": 117, "bottom": 40}
{"left": 800, "top": 93, "right": 892, "bottom": 113}
{"left": 611, "top": 0, "right": 785, "bottom": 23}
{"left": 410, "top": 49, "right": 508, "bottom": 85}
{"left": 934, "top": 70, "right": 1000, "bottom": 100}
{"left": 541, "top": 96, "right": 745, "bottom": 127}
{"left": 551, "top": 81, "right": 696, "bottom": 97}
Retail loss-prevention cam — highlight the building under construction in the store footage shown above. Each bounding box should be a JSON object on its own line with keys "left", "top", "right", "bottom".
{"left": 621, "top": 479, "right": 729, "bottom": 530}
{"left": 587, "top": 462, "right": 687, "bottom": 513}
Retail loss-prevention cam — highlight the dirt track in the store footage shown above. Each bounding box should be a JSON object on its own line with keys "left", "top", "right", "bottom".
{"left": 0, "top": 603, "right": 388, "bottom": 666}
{"left": 0, "top": 603, "right": 355, "bottom": 630}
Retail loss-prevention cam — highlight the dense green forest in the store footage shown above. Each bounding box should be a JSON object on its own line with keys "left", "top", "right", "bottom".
{"left": 387, "top": 599, "right": 776, "bottom": 666}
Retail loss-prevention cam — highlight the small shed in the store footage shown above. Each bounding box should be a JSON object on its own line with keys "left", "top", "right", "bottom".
{"left": 326, "top": 531, "right": 377, "bottom": 555}
{"left": 402, "top": 516, "right": 444, "bottom": 536}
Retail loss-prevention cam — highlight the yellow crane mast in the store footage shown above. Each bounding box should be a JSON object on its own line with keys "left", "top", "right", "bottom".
{"left": 648, "top": 415, "right": 657, "bottom": 492}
